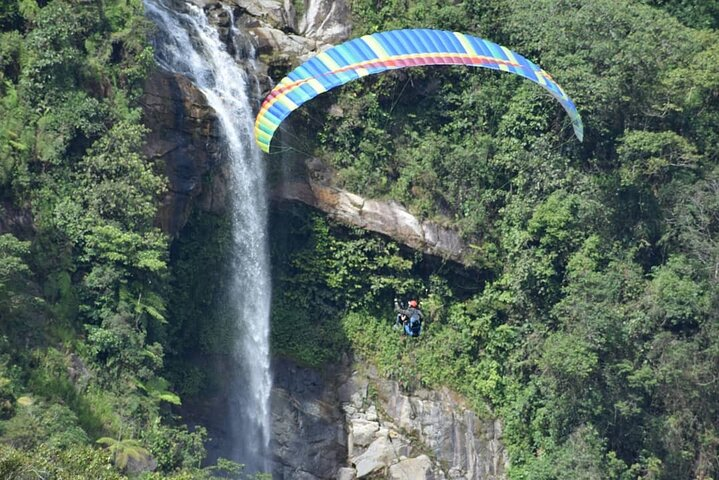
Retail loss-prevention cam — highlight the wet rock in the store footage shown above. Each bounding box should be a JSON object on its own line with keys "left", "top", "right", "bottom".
{"left": 271, "top": 358, "right": 347, "bottom": 479}
{"left": 141, "top": 69, "right": 230, "bottom": 235}
{"left": 205, "top": 2, "right": 234, "bottom": 49}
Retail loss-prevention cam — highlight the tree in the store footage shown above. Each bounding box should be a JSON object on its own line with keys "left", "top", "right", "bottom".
{"left": 96, "top": 436, "right": 152, "bottom": 471}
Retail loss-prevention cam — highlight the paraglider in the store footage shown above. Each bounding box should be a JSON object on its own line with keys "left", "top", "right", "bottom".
{"left": 254, "top": 28, "right": 583, "bottom": 153}
{"left": 394, "top": 298, "right": 424, "bottom": 337}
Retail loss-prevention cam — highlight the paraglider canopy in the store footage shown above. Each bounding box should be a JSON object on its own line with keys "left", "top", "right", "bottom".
{"left": 254, "top": 28, "right": 584, "bottom": 153}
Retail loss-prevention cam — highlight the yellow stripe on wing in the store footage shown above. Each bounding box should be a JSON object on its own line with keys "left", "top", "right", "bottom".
{"left": 454, "top": 32, "right": 477, "bottom": 56}
{"left": 362, "top": 35, "right": 391, "bottom": 60}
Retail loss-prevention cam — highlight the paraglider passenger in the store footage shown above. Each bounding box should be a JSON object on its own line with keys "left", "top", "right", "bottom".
{"left": 394, "top": 298, "right": 424, "bottom": 337}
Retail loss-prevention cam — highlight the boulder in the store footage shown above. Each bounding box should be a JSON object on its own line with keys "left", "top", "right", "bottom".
{"left": 352, "top": 435, "right": 394, "bottom": 478}
{"left": 337, "top": 467, "right": 357, "bottom": 480}
{"left": 350, "top": 419, "right": 379, "bottom": 447}
{"left": 389, "top": 455, "right": 434, "bottom": 480}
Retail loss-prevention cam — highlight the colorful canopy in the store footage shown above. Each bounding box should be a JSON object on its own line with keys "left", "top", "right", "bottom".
{"left": 254, "top": 29, "right": 584, "bottom": 153}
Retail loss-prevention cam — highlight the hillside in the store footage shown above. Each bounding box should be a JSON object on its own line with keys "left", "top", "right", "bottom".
{"left": 1, "top": 0, "right": 718, "bottom": 479}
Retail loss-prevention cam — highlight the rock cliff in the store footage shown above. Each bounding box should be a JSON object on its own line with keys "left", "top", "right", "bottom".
{"left": 0, "top": 1, "right": 506, "bottom": 478}
{"left": 274, "top": 158, "right": 471, "bottom": 264}
{"left": 142, "top": 4, "right": 500, "bottom": 476}
{"left": 142, "top": 0, "right": 472, "bottom": 264}
{"left": 142, "top": 69, "right": 231, "bottom": 234}
{"left": 271, "top": 357, "right": 508, "bottom": 480}
{"left": 271, "top": 358, "right": 347, "bottom": 479}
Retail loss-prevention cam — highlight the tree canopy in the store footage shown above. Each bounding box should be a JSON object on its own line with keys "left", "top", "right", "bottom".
{"left": 269, "top": 1, "right": 719, "bottom": 478}
{"left": 0, "top": 0, "right": 717, "bottom": 478}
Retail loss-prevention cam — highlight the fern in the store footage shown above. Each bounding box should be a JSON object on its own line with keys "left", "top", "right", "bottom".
{"left": 96, "top": 436, "right": 151, "bottom": 470}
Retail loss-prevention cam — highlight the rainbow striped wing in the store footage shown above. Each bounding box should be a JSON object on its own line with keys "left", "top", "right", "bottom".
{"left": 254, "top": 29, "right": 583, "bottom": 153}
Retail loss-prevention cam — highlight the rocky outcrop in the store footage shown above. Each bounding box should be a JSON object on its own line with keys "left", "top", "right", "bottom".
{"left": 0, "top": 201, "right": 33, "bottom": 237}
{"left": 142, "top": 69, "right": 230, "bottom": 235}
{"left": 271, "top": 357, "right": 507, "bottom": 480}
{"left": 274, "top": 158, "right": 471, "bottom": 264}
{"left": 298, "top": 0, "right": 352, "bottom": 44}
{"left": 248, "top": 26, "right": 317, "bottom": 63}
{"left": 339, "top": 365, "right": 508, "bottom": 480}
{"left": 271, "top": 358, "right": 348, "bottom": 479}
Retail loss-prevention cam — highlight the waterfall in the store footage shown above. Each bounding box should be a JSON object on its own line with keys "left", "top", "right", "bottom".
{"left": 145, "top": 0, "right": 272, "bottom": 473}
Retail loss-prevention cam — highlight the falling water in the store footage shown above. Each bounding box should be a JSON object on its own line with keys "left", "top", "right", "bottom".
{"left": 145, "top": 0, "right": 272, "bottom": 473}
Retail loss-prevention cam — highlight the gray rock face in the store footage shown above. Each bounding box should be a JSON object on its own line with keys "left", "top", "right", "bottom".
{"left": 271, "top": 358, "right": 348, "bottom": 479}
{"left": 217, "top": 0, "right": 352, "bottom": 46}
{"left": 248, "top": 26, "right": 317, "bottom": 59}
{"left": 272, "top": 357, "right": 507, "bottom": 480}
{"left": 377, "top": 384, "right": 507, "bottom": 480}
{"left": 298, "top": 0, "right": 351, "bottom": 44}
{"left": 338, "top": 365, "right": 508, "bottom": 480}
{"left": 274, "top": 167, "right": 471, "bottom": 265}
{"left": 389, "top": 455, "right": 435, "bottom": 480}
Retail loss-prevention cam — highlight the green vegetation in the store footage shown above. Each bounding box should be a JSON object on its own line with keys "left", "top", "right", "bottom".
{"left": 1, "top": 0, "right": 717, "bottom": 478}
{"left": 0, "top": 0, "right": 220, "bottom": 477}
{"left": 270, "top": 0, "right": 719, "bottom": 479}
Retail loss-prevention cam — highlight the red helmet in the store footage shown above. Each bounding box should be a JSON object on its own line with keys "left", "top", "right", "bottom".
{"left": 409, "top": 300, "right": 418, "bottom": 308}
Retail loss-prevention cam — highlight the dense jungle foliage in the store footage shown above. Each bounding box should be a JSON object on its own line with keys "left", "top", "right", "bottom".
{"left": 0, "top": 0, "right": 717, "bottom": 479}
{"left": 270, "top": 0, "right": 719, "bottom": 479}
{"left": 0, "top": 0, "right": 264, "bottom": 478}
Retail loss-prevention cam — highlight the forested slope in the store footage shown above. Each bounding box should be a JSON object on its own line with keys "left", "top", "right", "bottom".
{"left": 0, "top": 1, "right": 237, "bottom": 478}
{"left": 270, "top": 0, "right": 719, "bottom": 479}
{"left": 0, "top": 0, "right": 717, "bottom": 479}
